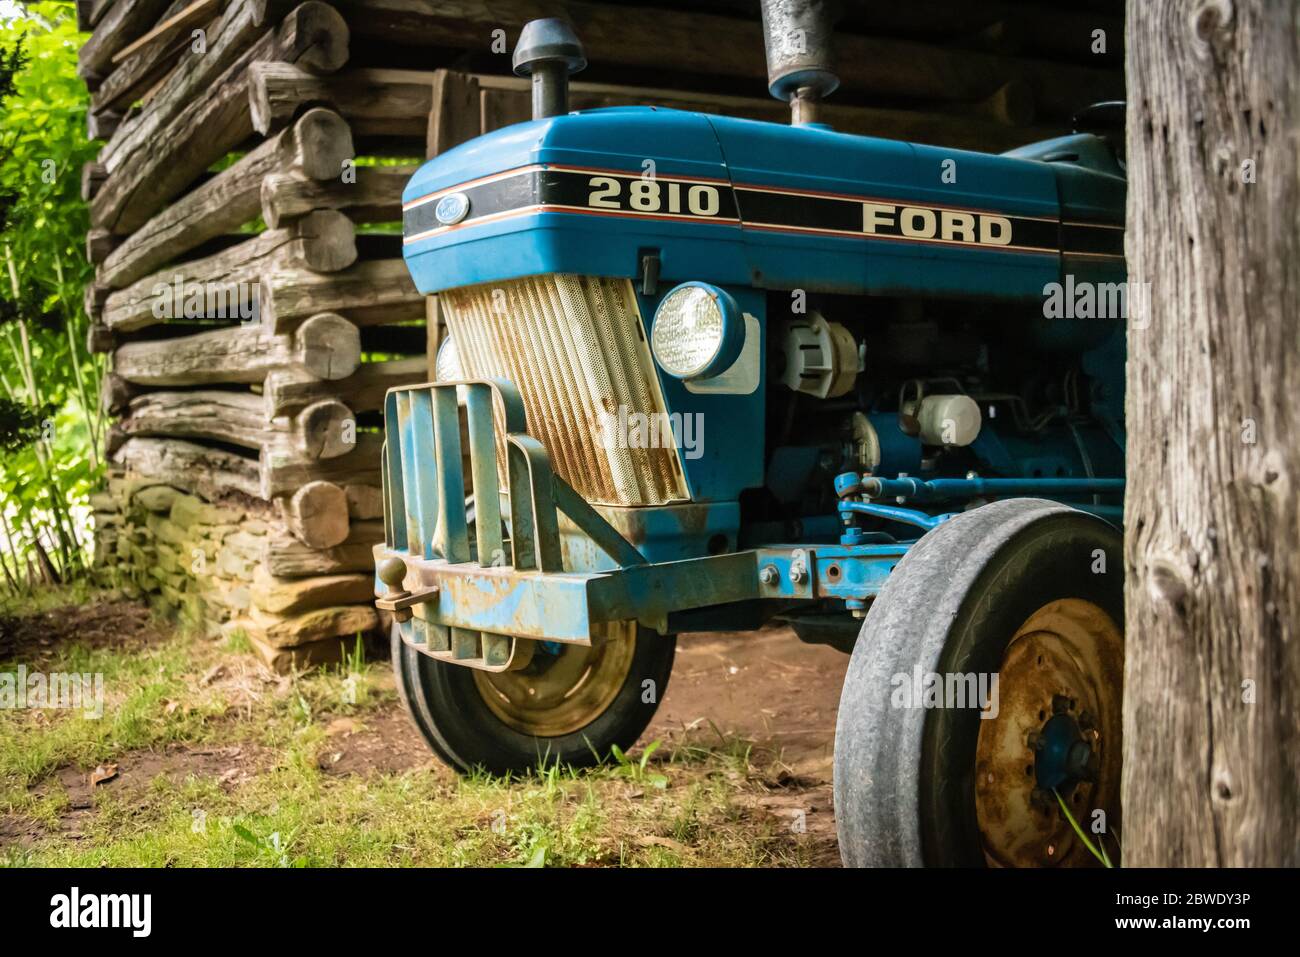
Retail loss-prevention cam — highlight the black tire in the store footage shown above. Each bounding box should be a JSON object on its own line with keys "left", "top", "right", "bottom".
{"left": 392, "top": 624, "right": 676, "bottom": 775}
{"left": 834, "top": 498, "right": 1124, "bottom": 867}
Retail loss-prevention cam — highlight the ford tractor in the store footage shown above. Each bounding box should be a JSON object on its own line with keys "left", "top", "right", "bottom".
{"left": 374, "top": 2, "right": 1128, "bottom": 867}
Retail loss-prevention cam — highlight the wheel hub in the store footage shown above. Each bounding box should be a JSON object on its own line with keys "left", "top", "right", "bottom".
{"left": 973, "top": 598, "right": 1123, "bottom": 867}
{"left": 471, "top": 625, "right": 636, "bottom": 737}
{"left": 1034, "top": 708, "right": 1096, "bottom": 793}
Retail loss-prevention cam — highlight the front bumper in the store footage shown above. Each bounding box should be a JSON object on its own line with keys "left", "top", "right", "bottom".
{"left": 377, "top": 379, "right": 907, "bottom": 670}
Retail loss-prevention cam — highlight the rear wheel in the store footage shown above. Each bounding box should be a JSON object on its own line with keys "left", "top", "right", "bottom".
{"left": 834, "top": 498, "right": 1123, "bottom": 867}
{"left": 392, "top": 623, "right": 675, "bottom": 775}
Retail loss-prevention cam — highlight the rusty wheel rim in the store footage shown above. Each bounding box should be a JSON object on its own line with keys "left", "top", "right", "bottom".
{"left": 974, "top": 598, "right": 1123, "bottom": 867}
{"left": 472, "top": 633, "right": 636, "bottom": 737}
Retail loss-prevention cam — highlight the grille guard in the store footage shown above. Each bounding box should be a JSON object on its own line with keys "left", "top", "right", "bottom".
{"left": 377, "top": 379, "right": 907, "bottom": 667}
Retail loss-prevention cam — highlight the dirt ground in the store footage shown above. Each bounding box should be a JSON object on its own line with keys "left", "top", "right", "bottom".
{"left": 1, "top": 597, "right": 851, "bottom": 865}
{"left": 322, "top": 623, "right": 850, "bottom": 854}
{"left": 0, "top": 597, "right": 165, "bottom": 666}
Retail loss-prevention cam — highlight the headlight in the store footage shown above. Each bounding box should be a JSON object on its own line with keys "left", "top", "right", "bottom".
{"left": 650, "top": 282, "right": 744, "bottom": 380}
{"left": 435, "top": 336, "right": 462, "bottom": 381}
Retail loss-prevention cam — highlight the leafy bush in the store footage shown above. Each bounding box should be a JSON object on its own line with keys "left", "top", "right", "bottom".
{"left": 0, "top": 3, "right": 103, "bottom": 592}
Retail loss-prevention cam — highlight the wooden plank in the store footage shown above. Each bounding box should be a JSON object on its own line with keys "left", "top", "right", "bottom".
{"left": 78, "top": 0, "right": 174, "bottom": 81}
{"left": 259, "top": 258, "right": 423, "bottom": 333}
{"left": 427, "top": 68, "right": 481, "bottom": 158}
{"left": 86, "top": 228, "right": 120, "bottom": 266}
{"left": 260, "top": 432, "right": 382, "bottom": 497}
{"left": 87, "top": 108, "right": 123, "bottom": 140}
{"left": 92, "top": 4, "right": 216, "bottom": 114}
{"left": 336, "top": 0, "right": 1122, "bottom": 119}
{"left": 87, "top": 0, "right": 121, "bottom": 29}
{"left": 477, "top": 74, "right": 1057, "bottom": 153}
{"left": 81, "top": 162, "right": 108, "bottom": 201}
{"left": 1124, "top": 0, "right": 1297, "bottom": 867}
{"left": 120, "top": 390, "right": 357, "bottom": 460}
{"left": 260, "top": 162, "right": 408, "bottom": 228}
{"left": 99, "top": 108, "right": 354, "bottom": 290}
{"left": 113, "top": 312, "right": 361, "bottom": 385}
{"left": 100, "top": 0, "right": 291, "bottom": 171}
{"left": 121, "top": 389, "right": 275, "bottom": 450}
{"left": 102, "top": 209, "right": 356, "bottom": 332}
{"left": 263, "top": 519, "right": 383, "bottom": 576}
{"left": 111, "top": 0, "right": 221, "bottom": 65}
{"left": 112, "top": 436, "right": 262, "bottom": 500}
{"left": 263, "top": 357, "right": 426, "bottom": 417}
{"left": 110, "top": 430, "right": 379, "bottom": 507}
{"left": 92, "top": 1, "right": 350, "bottom": 235}
{"left": 248, "top": 63, "right": 433, "bottom": 137}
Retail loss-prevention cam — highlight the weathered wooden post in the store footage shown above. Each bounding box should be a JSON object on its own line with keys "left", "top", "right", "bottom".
{"left": 1123, "top": 0, "right": 1300, "bottom": 865}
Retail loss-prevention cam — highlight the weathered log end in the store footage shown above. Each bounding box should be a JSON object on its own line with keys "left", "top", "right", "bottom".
{"left": 278, "top": 0, "right": 350, "bottom": 75}
{"left": 282, "top": 106, "right": 354, "bottom": 181}
{"left": 295, "top": 398, "right": 356, "bottom": 459}
{"left": 291, "top": 312, "right": 361, "bottom": 380}
{"left": 292, "top": 208, "right": 357, "bottom": 272}
{"left": 282, "top": 479, "right": 350, "bottom": 548}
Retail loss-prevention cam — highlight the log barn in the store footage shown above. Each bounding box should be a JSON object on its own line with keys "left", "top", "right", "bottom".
{"left": 78, "top": 0, "right": 1125, "bottom": 671}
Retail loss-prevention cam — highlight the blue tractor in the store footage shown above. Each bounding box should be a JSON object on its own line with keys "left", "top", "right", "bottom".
{"left": 375, "top": 3, "right": 1128, "bottom": 866}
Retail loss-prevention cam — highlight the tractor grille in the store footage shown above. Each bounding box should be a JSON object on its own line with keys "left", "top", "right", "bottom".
{"left": 439, "top": 275, "right": 688, "bottom": 507}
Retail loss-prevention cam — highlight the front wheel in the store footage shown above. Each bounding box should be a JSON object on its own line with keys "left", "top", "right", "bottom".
{"left": 392, "top": 623, "right": 675, "bottom": 775}
{"left": 834, "top": 499, "right": 1124, "bottom": 867}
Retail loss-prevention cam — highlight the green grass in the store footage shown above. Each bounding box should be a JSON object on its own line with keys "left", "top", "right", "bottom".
{"left": 0, "top": 589, "right": 825, "bottom": 867}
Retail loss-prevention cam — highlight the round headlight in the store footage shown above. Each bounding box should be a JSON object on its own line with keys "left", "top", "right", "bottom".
{"left": 650, "top": 282, "right": 744, "bottom": 380}
{"left": 435, "top": 336, "right": 462, "bottom": 382}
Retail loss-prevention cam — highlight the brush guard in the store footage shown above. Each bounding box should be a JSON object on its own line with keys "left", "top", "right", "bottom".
{"left": 376, "top": 379, "right": 764, "bottom": 671}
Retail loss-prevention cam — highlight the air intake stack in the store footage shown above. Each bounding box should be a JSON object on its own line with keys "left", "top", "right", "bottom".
{"left": 513, "top": 18, "right": 587, "bottom": 120}
{"left": 760, "top": 0, "right": 841, "bottom": 125}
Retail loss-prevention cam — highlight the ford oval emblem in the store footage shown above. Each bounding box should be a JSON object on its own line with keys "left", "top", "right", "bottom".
{"left": 435, "top": 192, "right": 470, "bottom": 226}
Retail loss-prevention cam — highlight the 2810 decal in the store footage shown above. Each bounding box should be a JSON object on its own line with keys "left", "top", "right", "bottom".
{"left": 586, "top": 175, "right": 724, "bottom": 217}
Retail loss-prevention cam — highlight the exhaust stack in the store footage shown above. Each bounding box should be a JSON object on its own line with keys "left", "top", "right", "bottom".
{"left": 513, "top": 19, "right": 587, "bottom": 120}
{"left": 760, "top": 0, "right": 840, "bottom": 125}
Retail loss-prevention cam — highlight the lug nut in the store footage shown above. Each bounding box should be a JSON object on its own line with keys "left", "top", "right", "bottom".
{"left": 759, "top": 564, "right": 780, "bottom": 586}
{"left": 789, "top": 562, "right": 808, "bottom": 585}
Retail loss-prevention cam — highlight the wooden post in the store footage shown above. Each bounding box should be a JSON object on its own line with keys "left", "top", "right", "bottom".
{"left": 421, "top": 68, "right": 482, "bottom": 383}
{"left": 1123, "top": 0, "right": 1300, "bottom": 865}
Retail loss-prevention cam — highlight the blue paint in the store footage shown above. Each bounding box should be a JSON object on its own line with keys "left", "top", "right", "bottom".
{"left": 377, "top": 105, "right": 1130, "bottom": 650}
{"left": 402, "top": 108, "right": 1122, "bottom": 301}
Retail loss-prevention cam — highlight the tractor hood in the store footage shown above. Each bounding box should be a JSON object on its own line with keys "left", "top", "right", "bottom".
{"left": 401, "top": 107, "right": 1125, "bottom": 301}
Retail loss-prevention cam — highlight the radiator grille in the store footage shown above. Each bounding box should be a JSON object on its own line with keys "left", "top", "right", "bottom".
{"left": 440, "top": 275, "right": 688, "bottom": 507}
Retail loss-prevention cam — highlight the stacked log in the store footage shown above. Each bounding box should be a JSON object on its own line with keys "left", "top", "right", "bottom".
{"left": 80, "top": 0, "right": 428, "bottom": 671}
{"left": 78, "top": 0, "right": 1123, "bottom": 670}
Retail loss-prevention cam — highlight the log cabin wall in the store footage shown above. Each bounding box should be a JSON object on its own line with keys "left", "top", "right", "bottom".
{"left": 77, "top": 0, "right": 1125, "bottom": 672}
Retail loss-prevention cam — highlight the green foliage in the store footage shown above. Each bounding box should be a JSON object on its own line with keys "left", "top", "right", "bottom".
{"left": 0, "top": 394, "right": 53, "bottom": 451}
{"left": 607, "top": 739, "right": 669, "bottom": 789}
{"left": 1054, "top": 788, "right": 1114, "bottom": 867}
{"left": 0, "top": 3, "right": 103, "bottom": 592}
{"left": 0, "top": 4, "right": 93, "bottom": 271}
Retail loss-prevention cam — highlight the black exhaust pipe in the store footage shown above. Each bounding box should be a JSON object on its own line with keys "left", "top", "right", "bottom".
{"left": 760, "top": 0, "right": 841, "bottom": 125}
{"left": 512, "top": 18, "right": 587, "bottom": 120}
